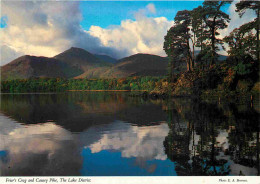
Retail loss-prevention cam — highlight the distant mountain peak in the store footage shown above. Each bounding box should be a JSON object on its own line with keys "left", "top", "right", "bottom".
{"left": 59, "top": 47, "right": 92, "bottom": 55}
{"left": 68, "top": 47, "right": 87, "bottom": 52}
{"left": 53, "top": 47, "right": 111, "bottom": 72}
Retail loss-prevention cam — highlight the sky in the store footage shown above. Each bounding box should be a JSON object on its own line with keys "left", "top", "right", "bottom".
{"left": 79, "top": 1, "right": 203, "bottom": 29}
{"left": 0, "top": 1, "right": 257, "bottom": 65}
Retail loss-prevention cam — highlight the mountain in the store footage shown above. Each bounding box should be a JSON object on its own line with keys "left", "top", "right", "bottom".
{"left": 1, "top": 48, "right": 169, "bottom": 80}
{"left": 1, "top": 55, "right": 82, "bottom": 80}
{"left": 54, "top": 47, "right": 111, "bottom": 71}
{"left": 94, "top": 54, "right": 118, "bottom": 64}
{"left": 53, "top": 47, "right": 113, "bottom": 79}
{"left": 102, "top": 53, "right": 168, "bottom": 78}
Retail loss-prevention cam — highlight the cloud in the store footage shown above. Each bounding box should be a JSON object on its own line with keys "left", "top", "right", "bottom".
{"left": 146, "top": 3, "right": 156, "bottom": 14}
{"left": 133, "top": 3, "right": 157, "bottom": 19}
{"left": 0, "top": 114, "right": 82, "bottom": 175}
{"left": 0, "top": 1, "right": 120, "bottom": 63}
{"left": 88, "top": 3, "right": 174, "bottom": 58}
{"left": 89, "top": 16, "right": 174, "bottom": 58}
{"left": 219, "top": 1, "right": 256, "bottom": 39}
{"left": 0, "top": 45, "right": 23, "bottom": 66}
{"left": 218, "top": 1, "right": 257, "bottom": 55}
{"left": 0, "top": 2, "right": 173, "bottom": 61}
{"left": 84, "top": 121, "right": 169, "bottom": 161}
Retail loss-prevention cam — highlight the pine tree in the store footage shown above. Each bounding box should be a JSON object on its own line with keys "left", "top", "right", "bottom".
{"left": 201, "top": 1, "right": 231, "bottom": 66}
{"left": 236, "top": 1, "right": 260, "bottom": 66}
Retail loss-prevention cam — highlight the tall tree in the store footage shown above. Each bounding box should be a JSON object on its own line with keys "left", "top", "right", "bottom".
{"left": 202, "top": 1, "right": 231, "bottom": 66}
{"left": 164, "top": 10, "right": 198, "bottom": 73}
{"left": 192, "top": 6, "right": 206, "bottom": 52}
{"left": 224, "top": 21, "right": 256, "bottom": 64}
{"left": 175, "top": 10, "right": 194, "bottom": 71}
{"left": 191, "top": 6, "right": 208, "bottom": 68}
{"left": 164, "top": 24, "right": 190, "bottom": 75}
{"left": 235, "top": 1, "right": 260, "bottom": 66}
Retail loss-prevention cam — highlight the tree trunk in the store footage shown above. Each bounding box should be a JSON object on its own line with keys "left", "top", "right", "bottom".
{"left": 168, "top": 58, "right": 174, "bottom": 82}
{"left": 201, "top": 20, "right": 203, "bottom": 51}
{"left": 190, "top": 58, "right": 193, "bottom": 71}
{"left": 187, "top": 60, "right": 191, "bottom": 71}
{"left": 211, "top": 27, "right": 216, "bottom": 66}
{"left": 257, "top": 8, "right": 259, "bottom": 69}
{"left": 193, "top": 32, "right": 196, "bottom": 68}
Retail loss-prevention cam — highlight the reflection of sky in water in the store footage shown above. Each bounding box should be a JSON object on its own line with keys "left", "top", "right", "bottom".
{"left": 0, "top": 114, "right": 81, "bottom": 176}
{"left": 81, "top": 148, "right": 176, "bottom": 176}
{"left": 82, "top": 121, "right": 169, "bottom": 160}
{"left": 0, "top": 114, "right": 174, "bottom": 176}
{"left": 79, "top": 121, "right": 176, "bottom": 176}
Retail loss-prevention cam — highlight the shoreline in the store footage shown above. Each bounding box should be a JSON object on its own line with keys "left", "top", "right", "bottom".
{"left": 66, "top": 90, "right": 147, "bottom": 92}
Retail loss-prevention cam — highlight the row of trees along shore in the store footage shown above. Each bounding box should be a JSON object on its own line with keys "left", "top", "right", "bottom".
{"left": 0, "top": 77, "right": 166, "bottom": 93}
{"left": 164, "top": 1, "right": 259, "bottom": 78}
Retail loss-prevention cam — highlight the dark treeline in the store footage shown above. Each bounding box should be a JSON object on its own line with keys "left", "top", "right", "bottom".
{"left": 163, "top": 1, "right": 259, "bottom": 96}
{"left": 0, "top": 77, "right": 166, "bottom": 93}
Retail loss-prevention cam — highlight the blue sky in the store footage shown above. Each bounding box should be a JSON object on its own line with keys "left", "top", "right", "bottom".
{"left": 80, "top": 1, "right": 204, "bottom": 30}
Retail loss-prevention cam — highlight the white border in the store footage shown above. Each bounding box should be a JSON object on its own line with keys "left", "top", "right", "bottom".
{"left": 0, "top": 176, "right": 260, "bottom": 184}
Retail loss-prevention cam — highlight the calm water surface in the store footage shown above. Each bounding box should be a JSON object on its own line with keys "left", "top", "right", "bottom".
{"left": 0, "top": 92, "right": 259, "bottom": 176}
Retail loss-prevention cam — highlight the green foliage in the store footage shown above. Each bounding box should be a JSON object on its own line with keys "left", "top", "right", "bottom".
{"left": 235, "top": 1, "right": 260, "bottom": 67}
{"left": 223, "top": 22, "right": 257, "bottom": 62}
{"left": 201, "top": 1, "right": 231, "bottom": 65}
{"left": 234, "top": 62, "right": 252, "bottom": 76}
{"left": 1, "top": 76, "right": 165, "bottom": 93}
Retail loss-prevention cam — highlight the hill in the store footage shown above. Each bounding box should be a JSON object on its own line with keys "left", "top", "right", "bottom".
{"left": 1, "top": 48, "right": 170, "bottom": 80}
{"left": 54, "top": 47, "right": 113, "bottom": 79}
{"left": 54, "top": 47, "right": 111, "bottom": 71}
{"left": 103, "top": 53, "right": 168, "bottom": 78}
{"left": 1, "top": 55, "right": 82, "bottom": 80}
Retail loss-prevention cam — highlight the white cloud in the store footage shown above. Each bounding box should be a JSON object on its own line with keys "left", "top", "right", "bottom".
{"left": 0, "top": 45, "right": 23, "bottom": 66}
{"left": 146, "top": 4, "right": 156, "bottom": 14}
{"left": 0, "top": 1, "right": 119, "bottom": 63}
{"left": 219, "top": 1, "right": 256, "bottom": 39}
{"left": 217, "top": 1, "right": 257, "bottom": 55}
{"left": 84, "top": 121, "right": 169, "bottom": 161}
{"left": 0, "top": 114, "right": 82, "bottom": 175}
{"left": 89, "top": 16, "right": 174, "bottom": 58}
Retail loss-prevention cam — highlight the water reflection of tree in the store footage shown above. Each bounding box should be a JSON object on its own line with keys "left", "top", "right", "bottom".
{"left": 227, "top": 103, "right": 260, "bottom": 175}
{"left": 163, "top": 100, "right": 230, "bottom": 176}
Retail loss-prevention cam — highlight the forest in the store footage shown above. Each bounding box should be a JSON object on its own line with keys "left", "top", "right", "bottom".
{"left": 0, "top": 77, "right": 165, "bottom": 93}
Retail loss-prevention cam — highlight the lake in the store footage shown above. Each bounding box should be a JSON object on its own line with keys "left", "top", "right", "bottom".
{"left": 0, "top": 92, "right": 259, "bottom": 176}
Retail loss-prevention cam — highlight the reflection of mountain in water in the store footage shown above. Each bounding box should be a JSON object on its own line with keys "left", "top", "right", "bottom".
{"left": 0, "top": 92, "right": 171, "bottom": 176}
{"left": 0, "top": 93, "right": 168, "bottom": 132}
